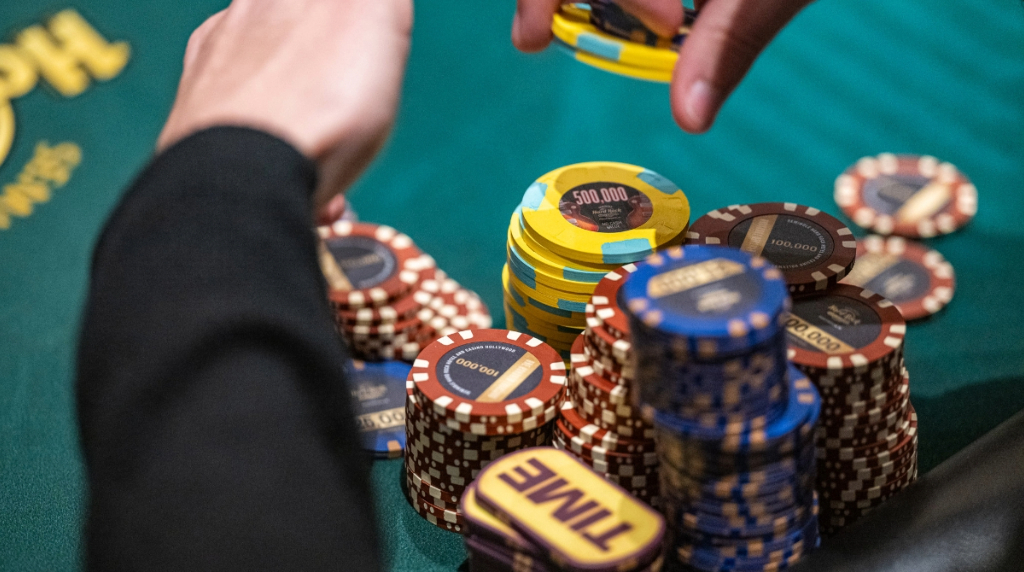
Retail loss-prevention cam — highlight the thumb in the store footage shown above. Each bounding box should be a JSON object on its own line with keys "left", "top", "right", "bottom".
{"left": 670, "top": 0, "right": 810, "bottom": 133}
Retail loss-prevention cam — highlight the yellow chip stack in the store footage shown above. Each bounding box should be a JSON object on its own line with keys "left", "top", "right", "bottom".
{"left": 503, "top": 161, "right": 691, "bottom": 359}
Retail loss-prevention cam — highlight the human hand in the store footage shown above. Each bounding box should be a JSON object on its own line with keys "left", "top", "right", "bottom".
{"left": 512, "top": 0, "right": 812, "bottom": 133}
{"left": 158, "top": 0, "right": 413, "bottom": 210}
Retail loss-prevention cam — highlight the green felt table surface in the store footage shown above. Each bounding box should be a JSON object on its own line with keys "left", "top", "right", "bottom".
{"left": 1, "top": 0, "right": 1023, "bottom": 570}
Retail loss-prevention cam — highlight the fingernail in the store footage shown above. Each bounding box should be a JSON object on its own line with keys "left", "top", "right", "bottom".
{"left": 685, "top": 80, "right": 716, "bottom": 131}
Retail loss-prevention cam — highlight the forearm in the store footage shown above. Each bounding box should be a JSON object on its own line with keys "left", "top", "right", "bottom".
{"left": 76, "top": 127, "right": 380, "bottom": 571}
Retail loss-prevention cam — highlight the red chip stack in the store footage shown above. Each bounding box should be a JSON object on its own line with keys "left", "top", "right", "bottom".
{"left": 317, "top": 221, "right": 491, "bottom": 361}
{"left": 553, "top": 265, "right": 661, "bottom": 505}
{"left": 785, "top": 284, "right": 917, "bottom": 536}
{"left": 403, "top": 329, "right": 565, "bottom": 531}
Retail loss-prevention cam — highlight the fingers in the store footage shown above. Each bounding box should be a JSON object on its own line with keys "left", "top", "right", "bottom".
{"left": 670, "top": 0, "right": 810, "bottom": 133}
{"left": 615, "top": 0, "right": 684, "bottom": 39}
{"left": 183, "top": 10, "right": 227, "bottom": 72}
{"left": 512, "top": 0, "right": 561, "bottom": 52}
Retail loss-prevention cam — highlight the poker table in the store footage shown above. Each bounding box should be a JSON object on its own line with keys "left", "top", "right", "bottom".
{"left": 2, "top": 1, "right": 1023, "bottom": 570}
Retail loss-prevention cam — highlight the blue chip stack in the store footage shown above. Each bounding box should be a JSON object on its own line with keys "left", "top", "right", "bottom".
{"left": 620, "top": 246, "right": 822, "bottom": 572}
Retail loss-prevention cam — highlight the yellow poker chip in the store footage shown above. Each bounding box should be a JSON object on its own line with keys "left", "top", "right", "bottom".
{"left": 502, "top": 264, "right": 586, "bottom": 327}
{"left": 520, "top": 162, "right": 690, "bottom": 265}
{"left": 510, "top": 209, "right": 619, "bottom": 282}
{"left": 556, "top": 41, "right": 673, "bottom": 83}
{"left": 473, "top": 447, "right": 665, "bottom": 571}
{"left": 552, "top": 4, "right": 679, "bottom": 72}
{"left": 505, "top": 264, "right": 590, "bottom": 314}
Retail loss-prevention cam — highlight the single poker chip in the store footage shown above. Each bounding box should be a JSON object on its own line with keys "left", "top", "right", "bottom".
{"left": 841, "top": 234, "right": 956, "bottom": 321}
{"left": 317, "top": 222, "right": 426, "bottom": 309}
{"left": 622, "top": 245, "right": 790, "bottom": 357}
{"left": 834, "top": 153, "right": 978, "bottom": 238}
{"left": 685, "top": 203, "right": 857, "bottom": 297}
{"left": 552, "top": 4, "right": 679, "bottom": 71}
{"left": 474, "top": 447, "right": 666, "bottom": 572}
{"left": 590, "top": 264, "right": 637, "bottom": 339}
{"left": 348, "top": 359, "right": 412, "bottom": 458}
{"left": 786, "top": 284, "right": 906, "bottom": 374}
{"left": 519, "top": 162, "right": 691, "bottom": 265}
{"left": 409, "top": 329, "right": 566, "bottom": 435}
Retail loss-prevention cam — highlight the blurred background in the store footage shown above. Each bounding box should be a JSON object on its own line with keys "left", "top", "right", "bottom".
{"left": 1, "top": 0, "right": 1022, "bottom": 570}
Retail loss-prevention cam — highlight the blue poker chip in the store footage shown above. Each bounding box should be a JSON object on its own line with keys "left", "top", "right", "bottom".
{"left": 653, "top": 364, "right": 821, "bottom": 449}
{"left": 660, "top": 457, "right": 817, "bottom": 503}
{"left": 347, "top": 359, "right": 412, "bottom": 459}
{"left": 621, "top": 245, "right": 790, "bottom": 358}
{"left": 683, "top": 513, "right": 818, "bottom": 561}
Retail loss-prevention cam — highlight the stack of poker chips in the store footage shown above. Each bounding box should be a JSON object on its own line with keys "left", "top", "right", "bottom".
{"left": 461, "top": 447, "right": 666, "bottom": 572}
{"left": 621, "top": 246, "right": 822, "bottom": 572}
{"left": 785, "top": 284, "right": 917, "bottom": 536}
{"left": 347, "top": 359, "right": 412, "bottom": 459}
{"left": 553, "top": 265, "right": 660, "bottom": 505}
{"left": 503, "top": 161, "right": 691, "bottom": 359}
{"left": 318, "top": 221, "right": 491, "bottom": 362}
{"left": 550, "top": 2, "right": 697, "bottom": 83}
{"left": 403, "top": 329, "right": 566, "bottom": 531}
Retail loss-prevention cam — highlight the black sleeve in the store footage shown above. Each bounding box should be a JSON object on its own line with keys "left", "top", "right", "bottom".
{"left": 76, "top": 127, "right": 381, "bottom": 572}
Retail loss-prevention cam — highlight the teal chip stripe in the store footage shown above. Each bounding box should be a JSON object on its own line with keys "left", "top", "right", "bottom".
{"left": 638, "top": 169, "right": 681, "bottom": 195}
{"left": 577, "top": 33, "right": 623, "bottom": 62}
{"left": 601, "top": 239, "right": 654, "bottom": 264}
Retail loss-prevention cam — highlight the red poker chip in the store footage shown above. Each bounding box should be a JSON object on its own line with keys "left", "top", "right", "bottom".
{"left": 582, "top": 341, "right": 633, "bottom": 384}
{"left": 409, "top": 329, "right": 566, "bottom": 435}
{"left": 318, "top": 222, "right": 427, "bottom": 309}
{"left": 584, "top": 314, "right": 632, "bottom": 364}
{"left": 336, "top": 265, "right": 442, "bottom": 326}
{"left": 786, "top": 284, "right": 906, "bottom": 374}
{"left": 834, "top": 153, "right": 977, "bottom": 238}
{"left": 589, "top": 264, "right": 637, "bottom": 340}
{"left": 819, "top": 376, "right": 909, "bottom": 428}
{"left": 842, "top": 234, "right": 956, "bottom": 321}
{"left": 558, "top": 400, "right": 655, "bottom": 454}
{"left": 818, "top": 406, "right": 917, "bottom": 463}
{"left": 685, "top": 202, "right": 857, "bottom": 297}
{"left": 406, "top": 486, "right": 464, "bottom": 533}
{"left": 554, "top": 418, "right": 658, "bottom": 465}
{"left": 552, "top": 436, "right": 659, "bottom": 478}
{"left": 429, "top": 278, "right": 493, "bottom": 336}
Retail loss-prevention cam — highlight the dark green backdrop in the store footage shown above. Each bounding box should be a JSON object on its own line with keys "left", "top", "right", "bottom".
{"left": 1, "top": 1, "right": 1023, "bottom": 570}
